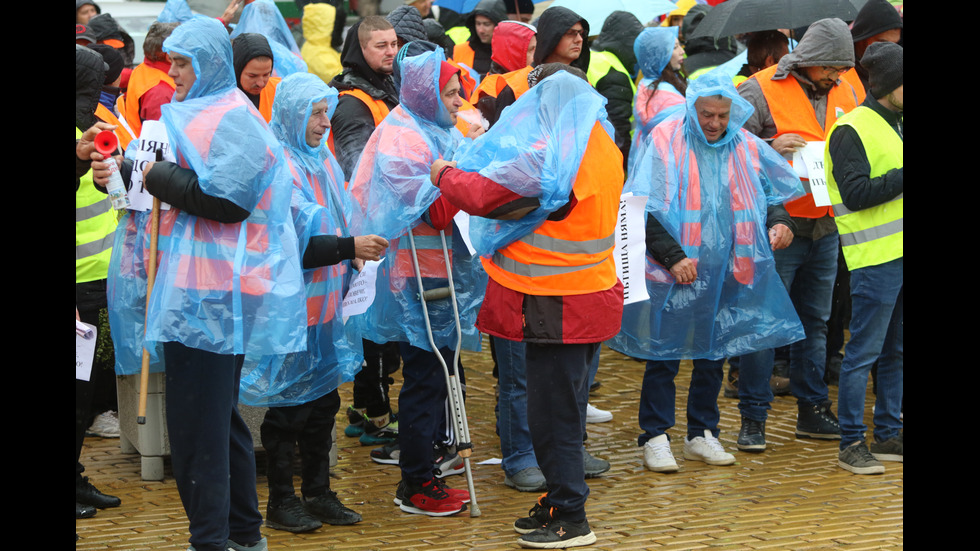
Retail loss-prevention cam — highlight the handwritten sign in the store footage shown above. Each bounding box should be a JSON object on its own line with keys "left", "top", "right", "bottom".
{"left": 76, "top": 321, "right": 96, "bottom": 381}
{"left": 342, "top": 259, "right": 382, "bottom": 321}
{"left": 793, "top": 141, "right": 832, "bottom": 207}
{"left": 128, "top": 120, "right": 174, "bottom": 212}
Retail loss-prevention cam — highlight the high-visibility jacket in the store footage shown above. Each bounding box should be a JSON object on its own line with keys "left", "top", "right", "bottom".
{"left": 482, "top": 122, "right": 621, "bottom": 296}
{"left": 117, "top": 62, "right": 174, "bottom": 137}
{"left": 750, "top": 64, "right": 860, "bottom": 218}
{"left": 95, "top": 103, "right": 134, "bottom": 151}
{"left": 825, "top": 105, "right": 903, "bottom": 270}
{"left": 257, "top": 76, "right": 282, "bottom": 123}
{"left": 587, "top": 50, "right": 637, "bottom": 95}
{"left": 337, "top": 88, "right": 391, "bottom": 127}
{"left": 453, "top": 41, "right": 476, "bottom": 70}
{"left": 76, "top": 126, "right": 118, "bottom": 284}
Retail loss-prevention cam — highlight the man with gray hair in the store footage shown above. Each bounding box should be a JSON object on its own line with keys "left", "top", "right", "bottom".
{"left": 117, "top": 20, "right": 178, "bottom": 137}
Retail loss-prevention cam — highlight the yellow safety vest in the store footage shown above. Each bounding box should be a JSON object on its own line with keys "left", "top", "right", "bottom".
{"left": 76, "top": 127, "right": 118, "bottom": 283}
{"left": 825, "top": 106, "right": 903, "bottom": 270}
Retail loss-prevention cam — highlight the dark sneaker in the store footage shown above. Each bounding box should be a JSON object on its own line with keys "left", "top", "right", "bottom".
{"left": 304, "top": 491, "right": 362, "bottom": 525}
{"left": 76, "top": 477, "right": 121, "bottom": 509}
{"left": 869, "top": 433, "right": 903, "bottom": 462}
{"left": 838, "top": 441, "right": 885, "bottom": 475}
{"left": 583, "top": 448, "right": 610, "bottom": 478}
{"left": 737, "top": 417, "right": 766, "bottom": 452}
{"left": 359, "top": 413, "right": 398, "bottom": 446}
{"left": 370, "top": 442, "right": 400, "bottom": 465}
{"left": 344, "top": 406, "right": 366, "bottom": 437}
{"left": 266, "top": 495, "right": 322, "bottom": 533}
{"left": 515, "top": 493, "right": 555, "bottom": 534}
{"left": 76, "top": 502, "right": 96, "bottom": 519}
{"left": 517, "top": 518, "right": 596, "bottom": 549}
{"left": 434, "top": 447, "right": 465, "bottom": 478}
{"left": 397, "top": 478, "right": 464, "bottom": 516}
{"left": 796, "top": 401, "right": 841, "bottom": 440}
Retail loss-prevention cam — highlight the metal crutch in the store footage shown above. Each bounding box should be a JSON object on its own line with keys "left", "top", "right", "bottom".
{"left": 406, "top": 227, "right": 481, "bottom": 517}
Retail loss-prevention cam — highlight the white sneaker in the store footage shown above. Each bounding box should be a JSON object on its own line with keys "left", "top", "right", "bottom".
{"left": 643, "top": 434, "right": 678, "bottom": 472}
{"left": 87, "top": 411, "right": 120, "bottom": 438}
{"left": 683, "top": 430, "right": 735, "bottom": 466}
{"left": 586, "top": 403, "right": 613, "bottom": 423}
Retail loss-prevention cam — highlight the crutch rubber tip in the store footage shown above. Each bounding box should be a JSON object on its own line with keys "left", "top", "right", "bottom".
{"left": 137, "top": 416, "right": 146, "bottom": 425}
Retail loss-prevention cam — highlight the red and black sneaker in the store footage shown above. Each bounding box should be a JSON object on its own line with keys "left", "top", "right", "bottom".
{"left": 433, "top": 477, "right": 470, "bottom": 504}
{"left": 397, "top": 478, "right": 465, "bottom": 517}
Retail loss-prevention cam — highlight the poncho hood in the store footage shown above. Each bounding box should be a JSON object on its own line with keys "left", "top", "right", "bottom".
{"left": 230, "top": 0, "right": 301, "bottom": 56}
{"left": 634, "top": 26, "right": 678, "bottom": 80}
{"left": 399, "top": 46, "right": 457, "bottom": 128}
{"left": 683, "top": 72, "right": 754, "bottom": 148}
{"left": 270, "top": 72, "right": 340, "bottom": 176}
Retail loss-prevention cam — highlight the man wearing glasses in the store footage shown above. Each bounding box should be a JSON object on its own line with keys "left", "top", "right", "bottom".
{"left": 733, "top": 18, "right": 863, "bottom": 452}
{"left": 533, "top": 6, "right": 590, "bottom": 72}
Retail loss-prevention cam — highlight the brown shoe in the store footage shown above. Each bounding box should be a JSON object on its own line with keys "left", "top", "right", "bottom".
{"left": 723, "top": 370, "right": 738, "bottom": 398}
{"left": 769, "top": 375, "right": 790, "bottom": 396}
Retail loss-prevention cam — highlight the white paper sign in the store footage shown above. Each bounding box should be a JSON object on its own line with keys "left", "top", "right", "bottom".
{"left": 453, "top": 210, "right": 477, "bottom": 257}
{"left": 795, "top": 141, "right": 832, "bottom": 207}
{"left": 76, "top": 321, "right": 96, "bottom": 381}
{"left": 342, "top": 259, "right": 382, "bottom": 320}
{"left": 615, "top": 194, "right": 651, "bottom": 306}
{"left": 128, "top": 120, "right": 175, "bottom": 212}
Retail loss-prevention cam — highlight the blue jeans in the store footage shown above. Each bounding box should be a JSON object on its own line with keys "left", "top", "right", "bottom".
{"left": 492, "top": 337, "right": 538, "bottom": 477}
{"left": 738, "top": 231, "right": 838, "bottom": 418}
{"left": 838, "top": 258, "right": 903, "bottom": 449}
{"left": 638, "top": 358, "right": 724, "bottom": 445}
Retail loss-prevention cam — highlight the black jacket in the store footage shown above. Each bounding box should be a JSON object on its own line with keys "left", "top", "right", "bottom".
{"left": 591, "top": 11, "right": 644, "bottom": 166}
{"left": 329, "top": 20, "right": 400, "bottom": 178}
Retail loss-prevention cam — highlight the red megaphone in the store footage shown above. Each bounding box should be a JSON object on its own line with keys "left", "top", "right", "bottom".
{"left": 94, "top": 130, "right": 119, "bottom": 156}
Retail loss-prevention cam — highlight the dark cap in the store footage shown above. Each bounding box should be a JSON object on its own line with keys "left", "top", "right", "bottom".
{"left": 88, "top": 43, "right": 124, "bottom": 84}
{"left": 861, "top": 41, "right": 903, "bottom": 99}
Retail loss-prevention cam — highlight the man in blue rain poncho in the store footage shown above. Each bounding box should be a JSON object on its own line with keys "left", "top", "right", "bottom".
{"left": 608, "top": 73, "right": 806, "bottom": 473}
{"left": 347, "top": 46, "right": 484, "bottom": 517}
{"left": 239, "top": 72, "right": 388, "bottom": 533}
{"left": 129, "top": 17, "right": 307, "bottom": 551}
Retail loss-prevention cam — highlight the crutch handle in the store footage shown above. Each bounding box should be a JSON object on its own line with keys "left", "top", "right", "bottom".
{"left": 422, "top": 287, "right": 451, "bottom": 301}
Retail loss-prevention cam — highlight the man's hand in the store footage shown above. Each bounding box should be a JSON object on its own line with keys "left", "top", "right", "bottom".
{"left": 76, "top": 122, "right": 116, "bottom": 160}
{"left": 429, "top": 159, "right": 457, "bottom": 187}
{"left": 770, "top": 133, "right": 806, "bottom": 155}
{"left": 670, "top": 258, "right": 697, "bottom": 284}
{"left": 353, "top": 235, "right": 388, "bottom": 261}
{"left": 768, "top": 223, "right": 793, "bottom": 250}
{"left": 464, "top": 122, "right": 485, "bottom": 140}
{"left": 142, "top": 160, "right": 156, "bottom": 186}
{"left": 91, "top": 153, "right": 123, "bottom": 188}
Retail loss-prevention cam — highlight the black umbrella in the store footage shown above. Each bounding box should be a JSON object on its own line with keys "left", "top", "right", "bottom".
{"left": 688, "top": 0, "right": 859, "bottom": 39}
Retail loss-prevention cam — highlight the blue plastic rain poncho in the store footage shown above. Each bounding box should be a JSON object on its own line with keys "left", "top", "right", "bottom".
{"left": 629, "top": 27, "right": 685, "bottom": 173}
{"left": 453, "top": 71, "right": 614, "bottom": 257}
{"left": 347, "top": 48, "right": 485, "bottom": 353}
{"left": 157, "top": 0, "right": 194, "bottom": 23}
{"left": 608, "top": 72, "right": 805, "bottom": 360}
{"left": 229, "top": 0, "right": 307, "bottom": 78}
{"left": 239, "top": 73, "right": 363, "bottom": 406}
{"left": 141, "top": 17, "right": 307, "bottom": 360}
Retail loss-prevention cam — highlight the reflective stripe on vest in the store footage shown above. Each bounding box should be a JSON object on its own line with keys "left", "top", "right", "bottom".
{"left": 482, "top": 123, "right": 622, "bottom": 296}
{"left": 121, "top": 63, "right": 175, "bottom": 137}
{"left": 825, "top": 106, "right": 903, "bottom": 270}
{"left": 76, "top": 127, "right": 118, "bottom": 283}
{"left": 752, "top": 64, "right": 860, "bottom": 218}
{"left": 338, "top": 88, "right": 391, "bottom": 127}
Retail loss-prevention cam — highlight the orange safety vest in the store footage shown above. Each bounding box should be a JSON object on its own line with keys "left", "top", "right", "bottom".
{"left": 337, "top": 88, "right": 391, "bottom": 127}
{"left": 118, "top": 63, "right": 174, "bottom": 137}
{"left": 471, "top": 65, "right": 531, "bottom": 104}
{"left": 840, "top": 68, "right": 867, "bottom": 105}
{"left": 482, "top": 122, "right": 622, "bottom": 296}
{"left": 95, "top": 103, "right": 135, "bottom": 151}
{"left": 453, "top": 42, "right": 476, "bottom": 71}
{"left": 751, "top": 64, "right": 860, "bottom": 218}
{"left": 257, "top": 77, "right": 282, "bottom": 123}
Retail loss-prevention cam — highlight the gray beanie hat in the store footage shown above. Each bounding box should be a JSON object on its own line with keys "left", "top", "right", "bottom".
{"left": 861, "top": 41, "right": 902, "bottom": 99}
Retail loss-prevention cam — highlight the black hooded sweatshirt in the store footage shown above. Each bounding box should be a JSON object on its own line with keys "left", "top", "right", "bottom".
{"left": 329, "top": 20, "right": 401, "bottom": 179}
{"left": 461, "top": 0, "right": 506, "bottom": 77}
{"left": 232, "top": 33, "right": 274, "bottom": 111}
{"left": 591, "top": 11, "right": 644, "bottom": 166}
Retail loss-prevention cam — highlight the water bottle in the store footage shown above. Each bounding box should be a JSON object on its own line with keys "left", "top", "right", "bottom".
{"left": 94, "top": 131, "right": 131, "bottom": 210}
